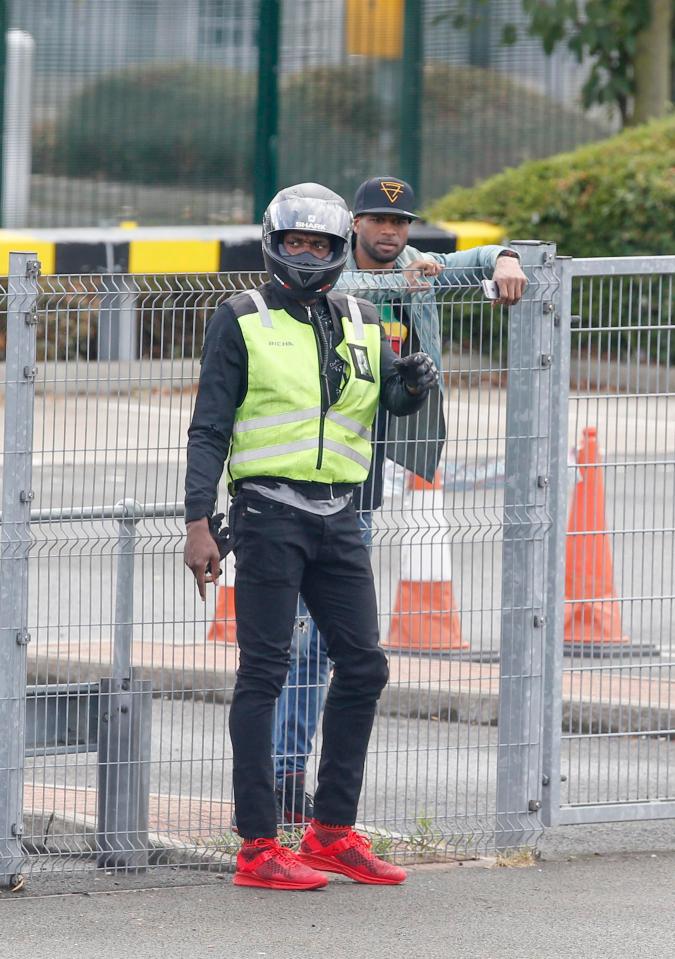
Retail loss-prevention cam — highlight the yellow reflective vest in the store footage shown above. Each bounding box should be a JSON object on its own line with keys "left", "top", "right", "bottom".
{"left": 228, "top": 290, "right": 381, "bottom": 487}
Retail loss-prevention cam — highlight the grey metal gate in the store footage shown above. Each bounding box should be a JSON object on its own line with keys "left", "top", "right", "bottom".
{"left": 543, "top": 254, "right": 675, "bottom": 827}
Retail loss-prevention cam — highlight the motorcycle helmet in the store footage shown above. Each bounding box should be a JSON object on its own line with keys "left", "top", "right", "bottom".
{"left": 262, "top": 182, "right": 352, "bottom": 300}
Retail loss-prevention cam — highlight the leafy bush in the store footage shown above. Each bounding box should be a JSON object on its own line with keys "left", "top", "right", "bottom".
{"left": 419, "top": 63, "right": 610, "bottom": 197}
{"left": 278, "top": 63, "right": 384, "bottom": 191}
{"left": 427, "top": 117, "right": 675, "bottom": 362}
{"left": 425, "top": 116, "right": 675, "bottom": 257}
{"left": 282, "top": 61, "right": 609, "bottom": 201}
{"left": 37, "top": 61, "right": 609, "bottom": 205}
{"left": 34, "top": 65, "right": 256, "bottom": 190}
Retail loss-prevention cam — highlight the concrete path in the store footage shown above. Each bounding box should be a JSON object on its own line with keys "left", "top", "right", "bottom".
{"left": 1, "top": 847, "right": 674, "bottom": 959}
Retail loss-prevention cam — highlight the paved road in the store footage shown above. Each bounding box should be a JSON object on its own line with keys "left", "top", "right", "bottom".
{"left": 1, "top": 849, "right": 674, "bottom": 959}
{"left": 2, "top": 384, "right": 670, "bottom": 656}
{"left": 17, "top": 449, "right": 675, "bottom": 656}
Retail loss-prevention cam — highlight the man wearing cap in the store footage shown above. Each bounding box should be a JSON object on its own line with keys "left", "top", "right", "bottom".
{"left": 272, "top": 176, "right": 527, "bottom": 827}
{"left": 346, "top": 175, "right": 526, "bottom": 374}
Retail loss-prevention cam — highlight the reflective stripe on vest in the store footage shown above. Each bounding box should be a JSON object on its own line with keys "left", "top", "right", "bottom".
{"left": 233, "top": 406, "right": 321, "bottom": 435}
{"left": 248, "top": 289, "right": 273, "bottom": 327}
{"left": 325, "top": 408, "right": 372, "bottom": 441}
{"left": 346, "top": 295, "right": 364, "bottom": 340}
{"left": 230, "top": 436, "right": 371, "bottom": 471}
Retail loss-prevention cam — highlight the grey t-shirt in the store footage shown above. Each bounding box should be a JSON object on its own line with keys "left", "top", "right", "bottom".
{"left": 242, "top": 481, "right": 351, "bottom": 515}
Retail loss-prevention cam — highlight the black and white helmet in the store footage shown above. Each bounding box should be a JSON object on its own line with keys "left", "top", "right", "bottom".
{"left": 262, "top": 182, "right": 352, "bottom": 300}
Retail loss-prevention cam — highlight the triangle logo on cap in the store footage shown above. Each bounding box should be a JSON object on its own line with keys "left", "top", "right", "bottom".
{"left": 380, "top": 180, "right": 404, "bottom": 204}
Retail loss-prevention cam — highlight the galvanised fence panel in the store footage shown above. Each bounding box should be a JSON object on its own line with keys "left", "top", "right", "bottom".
{"left": 1, "top": 250, "right": 558, "bottom": 881}
{"left": 550, "top": 256, "right": 675, "bottom": 825}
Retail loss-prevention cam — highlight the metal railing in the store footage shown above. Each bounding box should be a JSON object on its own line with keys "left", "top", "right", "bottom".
{"left": 1, "top": 248, "right": 673, "bottom": 886}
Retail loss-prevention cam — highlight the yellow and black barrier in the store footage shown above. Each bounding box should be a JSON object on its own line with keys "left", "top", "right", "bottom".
{"left": 0, "top": 226, "right": 262, "bottom": 275}
{"left": 0, "top": 221, "right": 502, "bottom": 275}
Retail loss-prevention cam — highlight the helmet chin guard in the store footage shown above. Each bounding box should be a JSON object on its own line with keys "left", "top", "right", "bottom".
{"left": 262, "top": 182, "right": 352, "bottom": 300}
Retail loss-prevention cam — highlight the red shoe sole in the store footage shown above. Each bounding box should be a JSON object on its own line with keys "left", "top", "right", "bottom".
{"left": 296, "top": 851, "right": 406, "bottom": 885}
{"left": 233, "top": 872, "right": 327, "bottom": 891}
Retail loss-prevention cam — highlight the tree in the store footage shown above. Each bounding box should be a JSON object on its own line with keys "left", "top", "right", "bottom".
{"left": 632, "top": 0, "right": 673, "bottom": 124}
{"left": 521, "top": 0, "right": 673, "bottom": 126}
{"left": 437, "top": 0, "right": 674, "bottom": 126}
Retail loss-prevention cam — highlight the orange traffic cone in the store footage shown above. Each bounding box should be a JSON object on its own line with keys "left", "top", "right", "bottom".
{"left": 563, "top": 427, "right": 629, "bottom": 654}
{"left": 387, "top": 471, "right": 467, "bottom": 653}
{"left": 207, "top": 550, "right": 237, "bottom": 644}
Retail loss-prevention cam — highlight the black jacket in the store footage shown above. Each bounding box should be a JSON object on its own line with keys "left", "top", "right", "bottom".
{"left": 185, "top": 282, "right": 427, "bottom": 523}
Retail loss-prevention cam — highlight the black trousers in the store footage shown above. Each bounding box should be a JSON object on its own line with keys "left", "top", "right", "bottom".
{"left": 228, "top": 491, "right": 389, "bottom": 839}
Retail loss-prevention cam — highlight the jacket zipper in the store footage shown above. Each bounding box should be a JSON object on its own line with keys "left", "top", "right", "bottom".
{"left": 308, "top": 304, "right": 329, "bottom": 470}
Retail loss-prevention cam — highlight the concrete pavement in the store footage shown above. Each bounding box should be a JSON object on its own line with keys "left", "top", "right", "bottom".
{"left": 1, "top": 846, "right": 674, "bottom": 959}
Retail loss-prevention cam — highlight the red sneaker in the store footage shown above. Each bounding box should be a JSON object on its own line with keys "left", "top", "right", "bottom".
{"left": 297, "top": 822, "right": 407, "bottom": 885}
{"left": 234, "top": 838, "right": 327, "bottom": 891}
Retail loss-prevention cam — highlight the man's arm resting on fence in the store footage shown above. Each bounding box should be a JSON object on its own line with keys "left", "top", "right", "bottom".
{"left": 337, "top": 244, "right": 526, "bottom": 303}
{"left": 424, "top": 245, "right": 527, "bottom": 305}
{"left": 335, "top": 268, "right": 410, "bottom": 301}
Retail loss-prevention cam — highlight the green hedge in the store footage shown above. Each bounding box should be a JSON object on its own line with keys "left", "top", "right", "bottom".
{"left": 428, "top": 118, "right": 675, "bottom": 362}
{"left": 33, "top": 65, "right": 256, "bottom": 189}
{"left": 419, "top": 63, "right": 609, "bottom": 199}
{"left": 35, "top": 61, "right": 609, "bottom": 204}
{"left": 425, "top": 116, "right": 675, "bottom": 257}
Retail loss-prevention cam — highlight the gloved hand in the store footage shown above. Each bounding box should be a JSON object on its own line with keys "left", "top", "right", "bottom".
{"left": 393, "top": 352, "right": 439, "bottom": 394}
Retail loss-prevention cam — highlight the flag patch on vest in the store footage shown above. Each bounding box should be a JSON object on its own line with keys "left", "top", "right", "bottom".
{"left": 348, "top": 344, "right": 375, "bottom": 382}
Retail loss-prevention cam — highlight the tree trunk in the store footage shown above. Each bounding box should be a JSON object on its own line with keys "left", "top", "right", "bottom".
{"left": 631, "top": 0, "right": 673, "bottom": 125}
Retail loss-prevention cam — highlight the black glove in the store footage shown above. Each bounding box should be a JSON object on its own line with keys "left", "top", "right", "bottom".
{"left": 208, "top": 512, "right": 233, "bottom": 560}
{"left": 393, "top": 352, "right": 439, "bottom": 393}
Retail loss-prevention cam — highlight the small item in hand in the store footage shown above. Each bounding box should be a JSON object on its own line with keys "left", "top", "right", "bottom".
{"left": 208, "top": 512, "right": 233, "bottom": 559}
{"left": 481, "top": 278, "right": 499, "bottom": 300}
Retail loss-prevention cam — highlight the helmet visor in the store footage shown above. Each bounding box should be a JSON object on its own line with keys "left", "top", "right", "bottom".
{"left": 265, "top": 197, "right": 352, "bottom": 241}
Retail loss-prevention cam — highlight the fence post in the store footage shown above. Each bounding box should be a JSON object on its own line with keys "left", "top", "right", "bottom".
{"left": 97, "top": 499, "right": 152, "bottom": 871}
{"left": 253, "top": 0, "right": 280, "bottom": 221}
{"left": 0, "top": 3, "right": 7, "bottom": 223}
{"left": 495, "top": 240, "right": 557, "bottom": 851}
{"left": 2, "top": 30, "right": 34, "bottom": 229}
{"left": 0, "top": 251, "right": 39, "bottom": 886}
{"left": 399, "top": 0, "right": 423, "bottom": 197}
{"left": 97, "top": 262, "right": 138, "bottom": 362}
{"left": 541, "top": 255, "right": 572, "bottom": 826}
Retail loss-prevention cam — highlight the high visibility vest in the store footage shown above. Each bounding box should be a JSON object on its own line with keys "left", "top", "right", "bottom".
{"left": 228, "top": 291, "right": 381, "bottom": 487}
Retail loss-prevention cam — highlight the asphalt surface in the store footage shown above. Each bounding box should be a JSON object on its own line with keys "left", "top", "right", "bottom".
{"left": 1, "top": 847, "right": 674, "bottom": 959}
{"left": 2, "top": 385, "right": 672, "bottom": 656}
{"left": 19, "top": 448, "right": 675, "bottom": 656}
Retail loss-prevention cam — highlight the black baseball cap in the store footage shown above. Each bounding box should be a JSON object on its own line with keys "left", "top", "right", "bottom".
{"left": 352, "top": 176, "right": 419, "bottom": 221}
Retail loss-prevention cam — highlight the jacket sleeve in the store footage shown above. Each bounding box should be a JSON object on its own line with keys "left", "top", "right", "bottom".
{"left": 378, "top": 322, "right": 429, "bottom": 417}
{"left": 424, "top": 244, "right": 516, "bottom": 281}
{"left": 184, "top": 303, "right": 247, "bottom": 523}
{"left": 335, "top": 269, "right": 408, "bottom": 302}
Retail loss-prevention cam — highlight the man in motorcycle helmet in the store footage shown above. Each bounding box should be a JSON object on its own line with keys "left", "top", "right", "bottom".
{"left": 184, "top": 183, "right": 438, "bottom": 890}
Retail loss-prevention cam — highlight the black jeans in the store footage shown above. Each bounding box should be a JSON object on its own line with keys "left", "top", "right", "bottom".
{"left": 228, "top": 491, "right": 389, "bottom": 839}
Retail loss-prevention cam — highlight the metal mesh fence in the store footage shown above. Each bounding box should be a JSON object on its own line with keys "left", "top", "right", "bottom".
{"left": 3, "top": 252, "right": 672, "bottom": 885}
{"left": 557, "top": 262, "right": 675, "bottom": 821}
{"left": 1, "top": 257, "right": 558, "bottom": 877}
{"left": 8, "top": 0, "right": 615, "bottom": 227}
